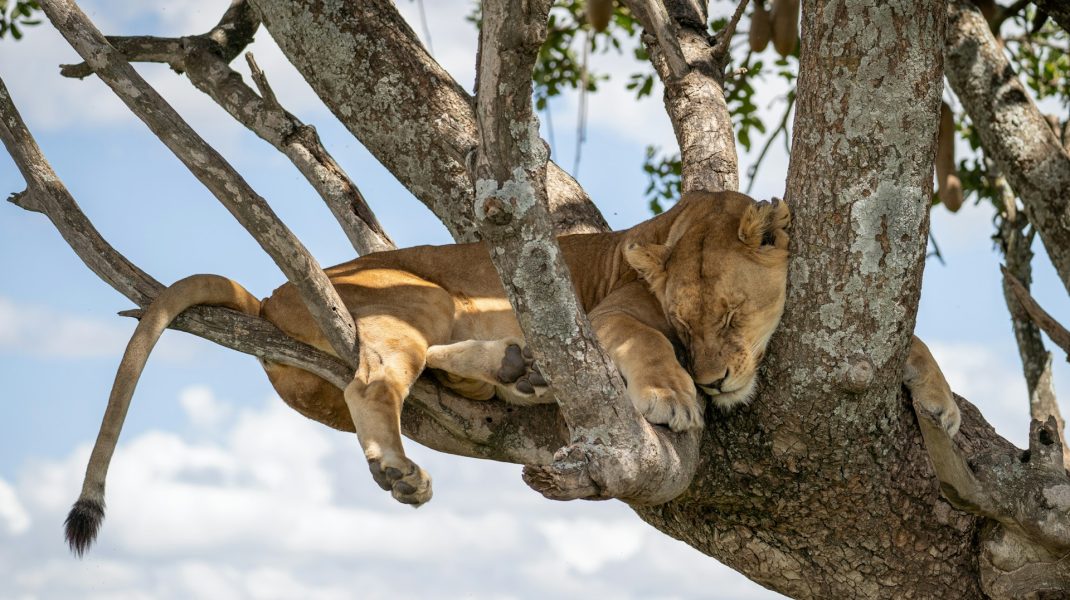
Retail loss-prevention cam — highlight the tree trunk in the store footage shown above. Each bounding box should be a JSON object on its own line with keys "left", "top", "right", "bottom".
{"left": 634, "top": 1, "right": 998, "bottom": 596}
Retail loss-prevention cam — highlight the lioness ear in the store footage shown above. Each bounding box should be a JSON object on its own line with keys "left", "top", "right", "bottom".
{"left": 739, "top": 199, "right": 791, "bottom": 250}
{"left": 625, "top": 242, "right": 670, "bottom": 296}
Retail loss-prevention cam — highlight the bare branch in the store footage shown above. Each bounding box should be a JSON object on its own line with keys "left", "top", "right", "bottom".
{"left": 946, "top": 0, "right": 1070, "bottom": 298}
{"left": 250, "top": 0, "right": 609, "bottom": 241}
{"left": 712, "top": 0, "right": 751, "bottom": 59}
{"left": 469, "top": 0, "right": 700, "bottom": 505}
{"left": 996, "top": 182, "right": 1069, "bottom": 468}
{"left": 180, "top": 45, "right": 395, "bottom": 255}
{"left": 629, "top": 0, "right": 740, "bottom": 192}
{"left": 56, "top": 3, "right": 392, "bottom": 256}
{"left": 40, "top": 0, "right": 361, "bottom": 367}
{"left": 0, "top": 72, "right": 559, "bottom": 467}
{"left": 621, "top": 0, "right": 690, "bottom": 79}
{"left": 59, "top": 0, "right": 259, "bottom": 78}
{"left": 1002, "top": 266, "right": 1070, "bottom": 359}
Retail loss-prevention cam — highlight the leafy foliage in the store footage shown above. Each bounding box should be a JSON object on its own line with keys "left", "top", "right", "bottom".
{"left": 0, "top": 0, "right": 40, "bottom": 40}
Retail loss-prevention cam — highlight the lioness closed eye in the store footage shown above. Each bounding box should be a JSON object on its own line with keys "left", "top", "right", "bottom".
{"left": 64, "top": 190, "right": 960, "bottom": 555}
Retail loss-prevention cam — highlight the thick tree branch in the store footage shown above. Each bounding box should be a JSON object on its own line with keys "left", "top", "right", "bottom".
{"left": 621, "top": 0, "right": 690, "bottom": 78}
{"left": 250, "top": 0, "right": 608, "bottom": 242}
{"left": 0, "top": 72, "right": 561, "bottom": 467}
{"left": 628, "top": 0, "right": 740, "bottom": 193}
{"left": 40, "top": 0, "right": 361, "bottom": 367}
{"left": 946, "top": 0, "right": 1070, "bottom": 297}
{"left": 468, "top": 0, "right": 699, "bottom": 505}
{"left": 58, "top": 4, "right": 392, "bottom": 256}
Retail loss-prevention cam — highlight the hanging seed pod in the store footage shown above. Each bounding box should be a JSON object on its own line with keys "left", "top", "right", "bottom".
{"left": 749, "top": 0, "right": 772, "bottom": 52}
{"left": 587, "top": 0, "right": 614, "bottom": 32}
{"left": 771, "top": 0, "right": 799, "bottom": 58}
{"left": 936, "top": 102, "right": 964, "bottom": 213}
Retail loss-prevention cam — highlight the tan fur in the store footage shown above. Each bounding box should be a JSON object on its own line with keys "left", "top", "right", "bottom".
{"left": 905, "top": 336, "right": 962, "bottom": 437}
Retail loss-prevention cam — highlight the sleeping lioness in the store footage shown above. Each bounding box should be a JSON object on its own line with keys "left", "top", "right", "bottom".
{"left": 64, "top": 190, "right": 961, "bottom": 554}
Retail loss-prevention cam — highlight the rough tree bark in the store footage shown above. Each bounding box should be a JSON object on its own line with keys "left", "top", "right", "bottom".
{"left": 6, "top": 0, "right": 1070, "bottom": 597}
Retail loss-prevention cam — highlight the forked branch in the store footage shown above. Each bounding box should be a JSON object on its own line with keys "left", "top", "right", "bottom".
{"left": 58, "top": 1, "right": 392, "bottom": 256}
{"left": 469, "top": 0, "right": 700, "bottom": 505}
{"left": 39, "top": 0, "right": 361, "bottom": 367}
{"left": 250, "top": 0, "right": 608, "bottom": 242}
{"left": 58, "top": 0, "right": 259, "bottom": 78}
{"left": 623, "top": 0, "right": 740, "bottom": 192}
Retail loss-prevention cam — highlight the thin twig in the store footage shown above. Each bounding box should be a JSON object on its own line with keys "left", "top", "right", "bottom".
{"left": 712, "top": 0, "right": 750, "bottom": 59}
{"left": 244, "top": 52, "right": 280, "bottom": 110}
{"left": 1002, "top": 265, "right": 1070, "bottom": 358}
{"left": 745, "top": 93, "right": 794, "bottom": 193}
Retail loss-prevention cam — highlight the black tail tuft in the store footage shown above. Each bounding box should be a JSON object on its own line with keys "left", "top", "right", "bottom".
{"left": 64, "top": 498, "right": 105, "bottom": 557}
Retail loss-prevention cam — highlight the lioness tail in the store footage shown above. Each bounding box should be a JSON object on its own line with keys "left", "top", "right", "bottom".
{"left": 65, "top": 274, "right": 260, "bottom": 557}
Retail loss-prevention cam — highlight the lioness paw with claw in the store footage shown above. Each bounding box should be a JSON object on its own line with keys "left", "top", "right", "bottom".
{"left": 628, "top": 367, "right": 704, "bottom": 432}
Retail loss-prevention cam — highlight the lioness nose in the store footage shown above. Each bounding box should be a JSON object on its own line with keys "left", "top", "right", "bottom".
{"left": 701, "top": 372, "right": 729, "bottom": 391}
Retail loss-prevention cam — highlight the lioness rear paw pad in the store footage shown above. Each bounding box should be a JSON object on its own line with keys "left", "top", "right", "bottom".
{"left": 368, "top": 458, "right": 433, "bottom": 506}
{"left": 497, "top": 343, "right": 548, "bottom": 397}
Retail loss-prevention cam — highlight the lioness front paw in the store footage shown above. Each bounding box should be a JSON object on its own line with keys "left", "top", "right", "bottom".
{"left": 915, "top": 389, "right": 961, "bottom": 437}
{"left": 628, "top": 370, "right": 703, "bottom": 432}
{"left": 496, "top": 342, "right": 548, "bottom": 397}
{"left": 368, "top": 456, "right": 433, "bottom": 506}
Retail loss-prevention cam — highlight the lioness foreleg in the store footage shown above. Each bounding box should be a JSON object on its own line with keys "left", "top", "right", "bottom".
{"left": 590, "top": 283, "right": 704, "bottom": 432}
{"left": 904, "top": 335, "right": 961, "bottom": 436}
{"left": 345, "top": 313, "right": 440, "bottom": 506}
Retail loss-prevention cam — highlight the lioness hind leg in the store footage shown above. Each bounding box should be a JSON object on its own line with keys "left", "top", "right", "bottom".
{"left": 425, "top": 338, "right": 550, "bottom": 403}
{"left": 904, "top": 335, "right": 961, "bottom": 436}
{"left": 345, "top": 312, "right": 446, "bottom": 506}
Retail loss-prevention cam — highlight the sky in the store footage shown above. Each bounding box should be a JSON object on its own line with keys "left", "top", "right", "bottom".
{"left": 0, "top": 2, "right": 1068, "bottom": 599}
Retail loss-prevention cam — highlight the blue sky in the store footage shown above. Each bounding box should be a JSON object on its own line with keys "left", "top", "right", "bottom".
{"left": 0, "top": 2, "right": 1067, "bottom": 599}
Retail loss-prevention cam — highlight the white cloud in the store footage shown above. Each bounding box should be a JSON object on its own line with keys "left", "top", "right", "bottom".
{"left": 537, "top": 518, "right": 645, "bottom": 574}
{"left": 179, "top": 385, "right": 232, "bottom": 430}
{"left": 0, "top": 477, "right": 31, "bottom": 535}
{"left": 4, "top": 389, "right": 781, "bottom": 599}
{"left": 0, "top": 296, "right": 196, "bottom": 361}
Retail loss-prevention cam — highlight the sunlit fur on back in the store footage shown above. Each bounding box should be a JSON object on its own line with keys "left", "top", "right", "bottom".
{"left": 624, "top": 192, "right": 791, "bottom": 408}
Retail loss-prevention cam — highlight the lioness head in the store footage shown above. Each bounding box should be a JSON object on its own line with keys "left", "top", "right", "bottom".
{"left": 625, "top": 191, "right": 790, "bottom": 408}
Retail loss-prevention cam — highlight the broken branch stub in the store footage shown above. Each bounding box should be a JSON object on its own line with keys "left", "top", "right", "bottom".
{"left": 914, "top": 396, "right": 1070, "bottom": 597}
{"left": 39, "top": 0, "right": 360, "bottom": 367}
{"left": 469, "top": 0, "right": 700, "bottom": 505}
